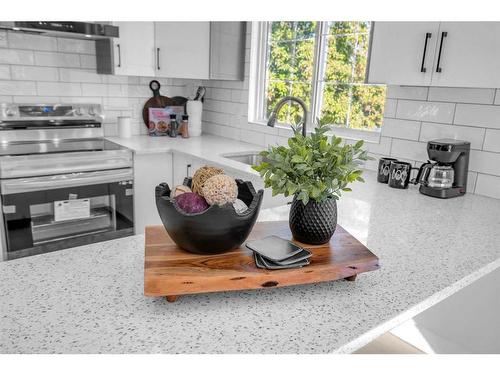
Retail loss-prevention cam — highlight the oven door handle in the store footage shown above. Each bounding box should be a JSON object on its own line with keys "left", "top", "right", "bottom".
{"left": 0, "top": 168, "right": 133, "bottom": 195}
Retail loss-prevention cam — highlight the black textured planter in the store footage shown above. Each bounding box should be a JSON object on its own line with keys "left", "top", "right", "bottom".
{"left": 289, "top": 196, "right": 337, "bottom": 245}
{"left": 155, "top": 179, "right": 263, "bottom": 254}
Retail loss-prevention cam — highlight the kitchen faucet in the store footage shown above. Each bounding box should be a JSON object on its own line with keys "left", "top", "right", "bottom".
{"left": 267, "top": 96, "right": 309, "bottom": 137}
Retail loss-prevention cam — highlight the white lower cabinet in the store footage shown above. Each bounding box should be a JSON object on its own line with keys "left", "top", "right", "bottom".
{"left": 133, "top": 152, "right": 173, "bottom": 234}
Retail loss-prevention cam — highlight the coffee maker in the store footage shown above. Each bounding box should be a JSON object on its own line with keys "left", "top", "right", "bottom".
{"left": 415, "top": 139, "right": 470, "bottom": 199}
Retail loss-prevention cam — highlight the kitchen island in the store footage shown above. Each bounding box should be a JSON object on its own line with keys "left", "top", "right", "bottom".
{"left": 1, "top": 171, "right": 500, "bottom": 353}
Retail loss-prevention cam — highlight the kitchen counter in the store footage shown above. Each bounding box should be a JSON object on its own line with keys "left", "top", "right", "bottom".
{"left": 106, "top": 134, "right": 265, "bottom": 176}
{"left": 1, "top": 171, "right": 500, "bottom": 353}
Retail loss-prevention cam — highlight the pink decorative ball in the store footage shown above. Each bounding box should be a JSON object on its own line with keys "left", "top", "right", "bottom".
{"left": 175, "top": 192, "right": 209, "bottom": 214}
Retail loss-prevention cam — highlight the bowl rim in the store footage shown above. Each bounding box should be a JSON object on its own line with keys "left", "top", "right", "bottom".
{"left": 158, "top": 180, "right": 263, "bottom": 218}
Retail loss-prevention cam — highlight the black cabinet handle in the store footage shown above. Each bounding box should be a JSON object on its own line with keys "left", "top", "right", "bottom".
{"left": 156, "top": 48, "right": 160, "bottom": 70}
{"left": 436, "top": 31, "right": 448, "bottom": 73}
{"left": 420, "top": 33, "right": 432, "bottom": 73}
{"left": 117, "top": 44, "right": 121, "bottom": 68}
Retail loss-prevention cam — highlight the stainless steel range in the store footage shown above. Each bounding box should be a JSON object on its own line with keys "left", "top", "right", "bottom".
{"left": 0, "top": 103, "right": 134, "bottom": 260}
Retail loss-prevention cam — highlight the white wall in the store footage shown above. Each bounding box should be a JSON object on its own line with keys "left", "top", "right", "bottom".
{"left": 0, "top": 30, "right": 200, "bottom": 137}
{"left": 199, "top": 22, "right": 500, "bottom": 200}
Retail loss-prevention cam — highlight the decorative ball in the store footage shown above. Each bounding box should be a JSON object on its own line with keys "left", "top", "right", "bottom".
{"left": 191, "top": 166, "right": 225, "bottom": 194}
{"left": 174, "top": 192, "right": 209, "bottom": 214}
{"left": 232, "top": 198, "right": 248, "bottom": 214}
{"left": 170, "top": 185, "right": 192, "bottom": 198}
{"left": 202, "top": 174, "right": 238, "bottom": 206}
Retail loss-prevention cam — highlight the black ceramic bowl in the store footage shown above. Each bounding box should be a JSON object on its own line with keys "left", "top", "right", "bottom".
{"left": 155, "top": 179, "right": 263, "bottom": 254}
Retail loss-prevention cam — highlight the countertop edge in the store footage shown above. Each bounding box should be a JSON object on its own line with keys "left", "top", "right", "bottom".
{"left": 335, "top": 256, "right": 500, "bottom": 353}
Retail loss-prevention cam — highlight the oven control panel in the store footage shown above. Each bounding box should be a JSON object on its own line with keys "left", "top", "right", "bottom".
{"left": 0, "top": 103, "right": 103, "bottom": 122}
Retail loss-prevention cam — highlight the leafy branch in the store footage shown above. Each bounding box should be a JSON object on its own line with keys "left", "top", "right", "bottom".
{"left": 252, "top": 122, "right": 372, "bottom": 205}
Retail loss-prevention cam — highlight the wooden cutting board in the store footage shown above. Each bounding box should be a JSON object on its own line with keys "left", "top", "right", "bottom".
{"left": 144, "top": 221, "right": 380, "bottom": 302}
{"left": 141, "top": 80, "right": 187, "bottom": 128}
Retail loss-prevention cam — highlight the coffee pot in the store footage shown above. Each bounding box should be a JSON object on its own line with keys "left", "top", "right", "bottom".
{"left": 416, "top": 163, "right": 455, "bottom": 189}
{"left": 415, "top": 139, "right": 470, "bottom": 199}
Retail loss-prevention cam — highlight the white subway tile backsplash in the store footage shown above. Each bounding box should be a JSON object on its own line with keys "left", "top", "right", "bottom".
{"left": 11, "top": 66, "right": 58, "bottom": 81}
{"left": 8, "top": 32, "right": 57, "bottom": 52}
{"left": 383, "top": 98, "right": 397, "bottom": 118}
{"left": 467, "top": 171, "right": 478, "bottom": 194}
{"left": 363, "top": 136, "right": 392, "bottom": 155}
{"left": 13, "top": 96, "right": 60, "bottom": 103}
{"left": 59, "top": 68, "right": 101, "bottom": 83}
{"left": 428, "top": 87, "right": 495, "bottom": 104}
{"left": 475, "top": 173, "right": 500, "bottom": 199}
{"left": 57, "top": 38, "right": 95, "bottom": 55}
{"left": 0, "top": 31, "right": 7, "bottom": 48}
{"left": 396, "top": 100, "right": 455, "bottom": 124}
{"left": 0, "top": 80, "right": 36, "bottom": 95}
{"left": 386, "top": 86, "right": 428, "bottom": 100}
{"left": 454, "top": 104, "right": 500, "bottom": 129}
{"left": 79, "top": 54, "right": 96, "bottom": 69}
{"left": 381, "top": 118, "right": 421, "bottom": 140}
{"left": 469, "top": 150, "right": 500, "bottom": 175}
{"left": 390, "top": 139, "right": 427, "bottom": 162}
{"left": 419, "top": 122, "right": 485, "bottom": 150}
{"left": 495, "top": 90, "right": 500, "bottom": 105}
{"left": 36, "top": 82, "right": 82, "bottom": 96}
{"left": 0, "top": 65, "right": 9, "bottom": 79}
{"left": 81, "top": 83, "right": 122, "bottom": 97}
{"left": 34, "top": 51, "right": 80, "bottom": 68}
{"left": 240, "top": 128, "right": 266, "bottom": 146}
{"left": 0, "top": 48, "right": 34, "bottom": 65}
{"left": 483, "top": 129, "right": 500, "bottom": 153}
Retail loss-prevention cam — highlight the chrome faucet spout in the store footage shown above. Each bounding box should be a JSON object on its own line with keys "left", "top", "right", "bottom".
{"left": 266, "top": 96, "right": 309, "bottom": 137}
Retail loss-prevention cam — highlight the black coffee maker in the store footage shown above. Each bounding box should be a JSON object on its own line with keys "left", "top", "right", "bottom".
{"left": 415, "top": 139, "right": 470, "bottom": 199}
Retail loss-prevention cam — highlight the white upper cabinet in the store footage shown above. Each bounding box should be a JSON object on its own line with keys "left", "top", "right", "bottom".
{"left": 97, "top": 22, "right": 245, "bottom": 80}
{"left": 367, "top": 22, "right": 440, "bottom": 86}
{"left": 368, "top": 21, "right": 500, "bottom": 88}
{"left": 154, "top": 22, "right": 210, "bottom": 80}
{"left": 429, "top": 22, "right": 500, "bottom": 88}
{"left": 113, "top": 22, "right": 156, "bottom": 77}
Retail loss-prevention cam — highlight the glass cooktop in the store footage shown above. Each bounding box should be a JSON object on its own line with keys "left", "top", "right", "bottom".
{"left": 0, "top": 138, "right": 126, "bottom": 157}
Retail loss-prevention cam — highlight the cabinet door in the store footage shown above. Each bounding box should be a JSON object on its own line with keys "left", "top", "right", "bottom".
{"left": 367, "top": 22, "right": 440, "bottom": 86}
{"left": 154, "top": 22, "right": 210, "bottom": 79}
{"left": 430, "top": 22, "right": 500, "bottom": 88}
{"left": 133, "top": 152, "right": 173, "bottom": 234}
{"left": 114, "top": 22, "right": 155, "bottom": 77}
{"left": 210, "top": 22, "right": 246, "bottom": 80}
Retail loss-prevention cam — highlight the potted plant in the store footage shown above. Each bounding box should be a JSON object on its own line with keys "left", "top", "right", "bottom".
{"left": 252, "top": 122, "right": 371, "bottom": 245}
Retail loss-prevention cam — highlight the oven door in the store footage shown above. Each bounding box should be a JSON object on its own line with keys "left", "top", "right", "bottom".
{"left": 1, "top": 168, "right": 134, "bottom": 260}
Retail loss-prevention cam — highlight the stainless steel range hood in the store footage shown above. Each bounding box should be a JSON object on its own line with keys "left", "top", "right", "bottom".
{"left": 0, "top": 21, "right": 118, "bottom": 40}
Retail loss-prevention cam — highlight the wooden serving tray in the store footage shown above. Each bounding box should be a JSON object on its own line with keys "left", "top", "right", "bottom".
{"left": 144, "top": 221, "right": 380, "bottom": 302}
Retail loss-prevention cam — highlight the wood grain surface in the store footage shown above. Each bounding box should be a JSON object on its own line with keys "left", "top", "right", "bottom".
{"left": 144, "top": 221, "right": 380, "bottom": 300}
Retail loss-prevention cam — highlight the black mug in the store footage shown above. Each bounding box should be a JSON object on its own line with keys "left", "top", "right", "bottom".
{"left": 377, "top": 158, "right": 398, "bottom": 183}
{"left": 388, "top": 161, "right": 414, "bottom": 189}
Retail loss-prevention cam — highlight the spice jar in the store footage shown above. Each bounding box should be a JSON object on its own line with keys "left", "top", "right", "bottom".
{"left": 179, "top": 114, "right": 189, "bottom": 138}
{"left": 169, "top": 114, "right": 178, "bottom": 138}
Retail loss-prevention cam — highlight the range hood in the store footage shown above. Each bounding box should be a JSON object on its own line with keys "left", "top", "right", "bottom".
{"left": 0, "top": 21, "right": 118, "bottom": 40}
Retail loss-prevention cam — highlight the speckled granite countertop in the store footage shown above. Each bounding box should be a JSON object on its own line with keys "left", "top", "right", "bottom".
{"left": 1, "top": 171, "right": 500, "bottom": 354}
{"left": 106, "top": 134, "right": 265, "bottom": 175}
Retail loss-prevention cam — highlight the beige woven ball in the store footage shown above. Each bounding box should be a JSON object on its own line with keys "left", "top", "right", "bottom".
{"left": 201, "top": 174, "right": 238, "bottom": 206}
{"left": 170, "top": 185, "right": 192, "bottom": 198}
{"left": 191, "top": 166, "right": 225, "bottom": 194}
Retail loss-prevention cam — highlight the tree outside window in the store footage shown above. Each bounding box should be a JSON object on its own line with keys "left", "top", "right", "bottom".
{"left": 265, "top": 21, "right": 386, "bottom": 132}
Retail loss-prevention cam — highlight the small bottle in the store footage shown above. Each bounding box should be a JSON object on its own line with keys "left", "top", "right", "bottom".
{"left": 169, "top": 114, "right": 178, "bottom": 138}
{"left": 179, "top": 114, "right": 189, "bottom": 138}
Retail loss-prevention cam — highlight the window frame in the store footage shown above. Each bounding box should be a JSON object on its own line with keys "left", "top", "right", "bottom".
{"left": 248, "top": 21, "right": 382, "bottom": 142}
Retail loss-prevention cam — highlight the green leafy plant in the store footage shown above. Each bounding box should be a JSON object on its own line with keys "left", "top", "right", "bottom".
{"left": 252, "top": 122, "right": 371, "bottom": 205}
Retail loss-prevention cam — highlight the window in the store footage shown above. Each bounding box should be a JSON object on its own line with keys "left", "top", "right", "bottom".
{"left": 250, "top": 21, "right": 386, "bottom": 134}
